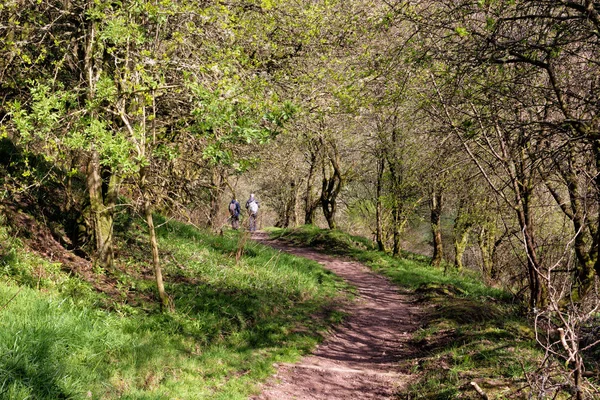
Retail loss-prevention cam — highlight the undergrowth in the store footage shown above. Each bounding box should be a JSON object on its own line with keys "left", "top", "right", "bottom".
{"left": 268, "top": 225, "right": 583, "bottom": 399}
{"left": 0, "top": 218, "right": 349, "bottom": 399}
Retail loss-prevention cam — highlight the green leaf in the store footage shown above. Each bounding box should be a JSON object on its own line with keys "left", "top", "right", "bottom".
{"left": 455, "top": 26, "right": 469, "bottom": 37}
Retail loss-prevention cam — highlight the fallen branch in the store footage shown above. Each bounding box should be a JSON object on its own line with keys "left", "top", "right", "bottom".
{"left": 470, "top": 381, "right": 489, "bottom": 400}
{"left": 0, "top": 287, "right": 23, "bottom": 313}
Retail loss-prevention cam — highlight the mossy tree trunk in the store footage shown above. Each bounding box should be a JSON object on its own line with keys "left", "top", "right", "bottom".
{"left": 386, "top": 126, "right": 410, "bottom": 257}
{"left": 478, "top": 226, "right": 504, "bottom": 281}
{"left": 430, "top": 188, "right": 444, "bottom": 267}
{"left": 538, "top": 140, "right": 598, "bottom": 302}
{"left": 453, "top": 230, "right": 470, "bottom": 272}
{"left": 87, "top": 150, "right": 120, "bottom": 270}
{"left": 84, "top": 17, "right": 120, "bottom": 270}
{"left": 391, "top": 203, "right": 402, "bottom": 257}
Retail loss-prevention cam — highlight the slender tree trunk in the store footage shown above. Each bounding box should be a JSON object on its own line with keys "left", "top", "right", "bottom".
{"left": 387, "top": 127, "right": 404, "bottom": 256}
{"left": 323, "top": 207, "right": 336, "bottom": 229}
{"left": 276, "top": 181, "right": 297, "bottom": 228}
{"left": 87, "top": 151, "right": 119, "bottom": 269}
{"left": 453, "top": 202, "right": 471, "bottom": 271}
{"left": 592, "top": 139, "right": 600, "bottom": 279}
{"left": 144, "top": 200, "right": 170, "bottom": 311}
{"left": 517, "top": 186, "right": 546, "bottom": 309}
{"left": 209, "top": 167, "right": 223, "bottom": 230}
{"left": 287, "top": 180, "right": 297, "bottom": 227}
{"left": 304, "top": 151, "right": 318, "bottom": 225}
{"left": 293, "top": 179, "right": 301, "bottom": 227}
{"left": 430, "top": 188, "right": 444, "bottom": 267}
{"left": 138, "top": 161, "right": 171, "bottom": 311}
{"left": 478, "top": 227, "right": 501, "bottom": 280}
{"left": 391, "top": 201, "right": 401, "bottom": 256}
{"left": 504, "top": 135, "right": 545, "bottom": 308}
{"left": 574, "top": 356, "right": 583, "bottom": 400}
{"left": 376, "top": 156, "right": 385, "bottom": 252}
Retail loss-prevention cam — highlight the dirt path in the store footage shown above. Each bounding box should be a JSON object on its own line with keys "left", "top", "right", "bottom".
{"left": 250, "top": 232, "right": 423, "bottom": 400}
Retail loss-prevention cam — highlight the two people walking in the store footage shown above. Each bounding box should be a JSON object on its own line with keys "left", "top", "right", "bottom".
{"left": 229, "top": 193, "right": 259, "bottom": 231}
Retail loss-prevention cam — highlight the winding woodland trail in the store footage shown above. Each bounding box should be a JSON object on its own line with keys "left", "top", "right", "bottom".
{"left": 250, "top": 232, "right": 424, "bottom": 400}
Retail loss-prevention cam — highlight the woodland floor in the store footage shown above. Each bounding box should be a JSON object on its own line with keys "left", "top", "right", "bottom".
{"left": 250, "top": 231, "right": 425, "bottom": 400}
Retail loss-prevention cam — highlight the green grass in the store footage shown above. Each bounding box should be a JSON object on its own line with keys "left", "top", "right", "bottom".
{"left": 267, "top": 225, "right": 564, "bottom": 399}
{"left": 2, "top": 217, "right": 592, "bottom": 399}
{"left": 0, "top": 219, "right": 350, "bottom": 399}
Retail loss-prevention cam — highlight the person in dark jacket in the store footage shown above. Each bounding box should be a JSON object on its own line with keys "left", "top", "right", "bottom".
{"left": 229, "top": 198, "right": 241, "bottom": 230}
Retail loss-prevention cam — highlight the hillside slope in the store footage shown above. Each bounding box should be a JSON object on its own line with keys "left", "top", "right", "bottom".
{"left": 0, "top": 210, "right": 349, "bottom": 399}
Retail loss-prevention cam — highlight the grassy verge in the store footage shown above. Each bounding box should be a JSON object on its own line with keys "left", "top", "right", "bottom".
{"left": 267, "top": 225, "right": 559, "bottom": 399}
{"left": 0, "top": 219, "right": 349, "bottom": 399}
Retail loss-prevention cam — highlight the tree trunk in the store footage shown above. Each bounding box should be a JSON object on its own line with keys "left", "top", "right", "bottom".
{"left": 304, "top": 149, "right": 319, "bottom": 225}
{"left": 84, "top": 18, "right": 119, "bottom": 269}
{"left": 139, "top": 162, "right": 170, "bottom": 311}
{"left": 391, "top": 200, "right": 401, "bottom": 256}
{"left": 86, "top": 150, "right": 119, "bottom": 270}
{"left": 287, "top": 180, "right": 297, "bottom": 227}
{"left": 320, "top": 143, "right": 343, "bottom": 230}
{"left": 516, "top": 182, "right": 546, "bottom": 309}
{"left": 387, "top": 127, "right": 403, "bottom": 257}
{"left": 144, "top": 200, "right": 170, "bottom": 311}
{"left": 430, "top": 188, "right": 444, "bottom": 267}
{"left": 453, "top": 230, "right": 469, "bottom": 271}
{"left": 564, "top": 154, "right": 596, "bottom": 301}
{"left": 452, "top": 201, "right": 471, "bottom": 272}
{"left": 209, "top": 167, "right": 224, "bottom": 230}
{"left": 503, "top": 134, "right": 545, "bottom": 309}
{"left": 275, "top": 180, "right": 298, "bottom": 228}
{"left": 322, "top": 202, "right": 336, "bottom": 229}
{"left": 375, "top": 156, "right": 385, "bottom": 252}
{"left": 542, "top": 142, "right": 598, "bottom": 301}
{"left": 293, "top": 179, "right": 301, "bottom": 227}
{"left": 591, "top": 139, "right": 600, "bottom": 284}
{"left": 478, "top": 226, "right": 502, "bottom": 280}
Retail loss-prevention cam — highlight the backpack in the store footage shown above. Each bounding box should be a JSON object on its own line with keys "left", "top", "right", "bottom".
{"left": 248, "top": 200, "right": 258, "bottom": 214}
{"left": 229, "top": 202, "right": 237, "bottom": 216}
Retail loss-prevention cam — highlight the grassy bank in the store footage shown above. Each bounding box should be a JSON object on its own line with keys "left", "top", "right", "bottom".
{"left": 0, "top": 220, "right": 349, "bottom": 399}
{"left": 268, "top": 225, "right": 555, "bottom": 399}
